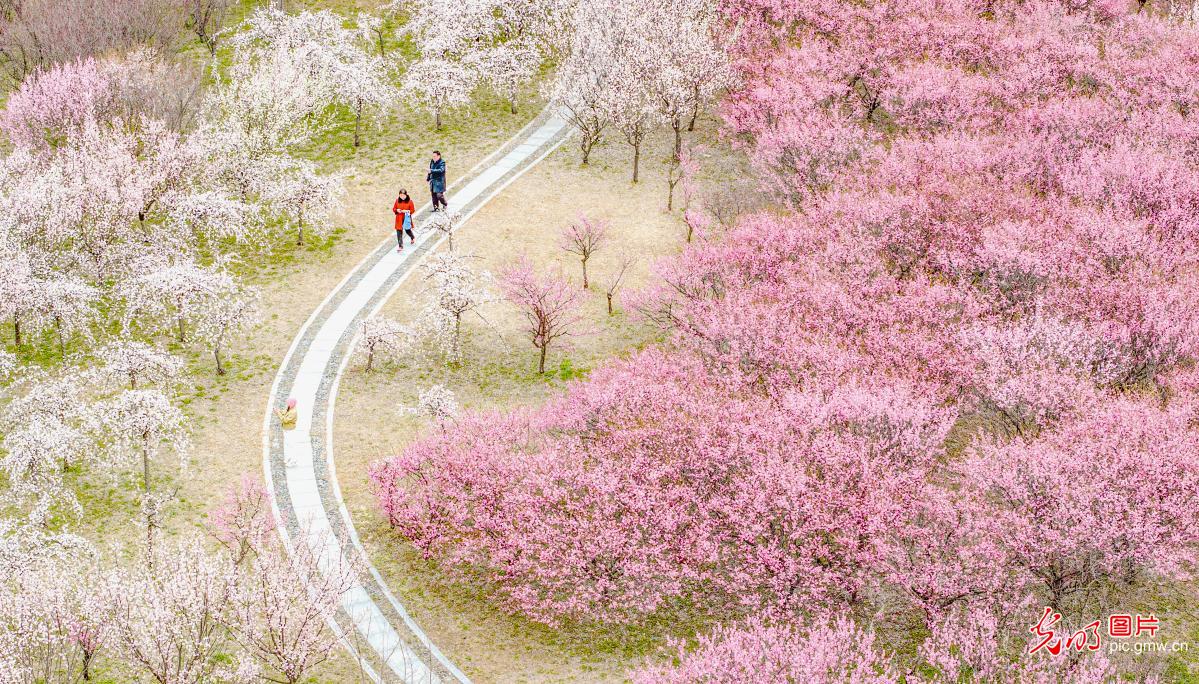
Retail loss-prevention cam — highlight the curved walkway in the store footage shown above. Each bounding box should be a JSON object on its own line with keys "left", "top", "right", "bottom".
{"left": 262, "top": 109, "right": 570, "bottom": 683}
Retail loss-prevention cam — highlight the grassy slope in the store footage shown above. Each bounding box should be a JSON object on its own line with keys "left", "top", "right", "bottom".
{"left": 0, "top": 2, "right": 550, "bottom": 680}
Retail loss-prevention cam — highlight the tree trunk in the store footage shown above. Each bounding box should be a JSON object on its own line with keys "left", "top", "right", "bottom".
{"left": 688, "top": 101, "right": 700, "bottom": 132}
{"left": 297, "top": 221, "right": 305, "bottom": 246}
{"left": 581, "top": 137, "right": 593, "bottom": 165}
{"left": 581, "top": 259, "right": 589, "bottom": 289}
{"left": 214, "top": 346, "right": 225, "bottom": 376}
{"left": 672, "top": 121, "right": 683, "bottom": 161}
{"left": 607, "top": 293, "right": 614, "bottom": 315}
{"left": 142, "top": 437, "right": 151, "bottom": 492}
{"left": 353, "top": 106, "right": 363, "bottom": 148}
{"left": 510, "top": 96, "right": 518, "bottom": 115}
{"left": 177, "top": 316, "right": 187, "bottom": 344}
{"left": 538, "top": 345, "right": 547, "bottom": 374}
{"left": 54, "top": 316, "right": 65, "bottom": 359}
{"left": 632, "top": 143, "right": 641, "bottom": 183}
{"left": 365, "top": 349, "right": 374, "bottom": 372}
{"left": 453, "top": 314, "right": 462, "bottom": 360}
{"left": 435, "top": 109, "right": 443, "bottom": 130}
{"left": 668, "top": 176, "right": 677, "bottom": 212}
{"left": 12, "top": 316, "right": 20, "bottom": 347}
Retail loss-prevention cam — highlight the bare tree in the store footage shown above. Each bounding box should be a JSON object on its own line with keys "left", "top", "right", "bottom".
{"left": 559, "top": 215, "right": 608, "bottom": 289}
{"left": 0, "top": 0, "right": 186, "bottom": 87}
{"left": 604, "top": 253, "right": 635, "bottom": 315}
{"left": 185, "top": 0, "right": 232, "bottom": 57}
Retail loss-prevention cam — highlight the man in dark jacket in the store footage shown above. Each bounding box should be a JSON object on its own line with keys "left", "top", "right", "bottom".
{"left": 427, "top": 150, "right": 447, "bottom": 211}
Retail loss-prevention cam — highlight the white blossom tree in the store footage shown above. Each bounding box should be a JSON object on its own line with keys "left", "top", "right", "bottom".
{"left": 403, "top": 58, "right": 477, "bottom": 131}
{"left": 95, "top": 341, "right": 182, "bottom": 390}
{"left": 111, "top": 539, "right": 256, "bottom": 684}
{"left": 0, "top": 563, "right": 114, "bottom": 684}
{"left": 467, "top": 42, "right": 541, "bottom": 114}
{"left": 423, "top": 208, "right": 463, "bottom": 251}
{"left": 335, "top": 54, "right": 397, "bottom": 148}
{"left": 418, "top": 253, "right": 495, "bottom": 362}
{"left": 98, "top": 388, "right": 189, "bottom": 493}
{"left": 0, "top": 252, "right": 40, "bottom": 348}
{"left": 408, "top": 384, "right": 459, "bottom": 427}
{"left": 356, "top": 316, "right": 412, "bottom": 372}
{"left": 3, "top": 374, "right": 99, "bottom": 475}
{"left": 194, "top": 283, "right": 260, "bottom": 376}
{"left": 121, "top": 259, "right": 233, "bottom": 344}
{"left": 264, "top": 161, "right": 344, "bottom": 246}
{"left": 33, "top": 277, "right": 98, "bottom": 359}
{"left": 0, "top": 518, "right": 92, "bottom": 586}
{"left": 548, "top": 35, "right": 613, "bottom": 165}
{"left": 224, "top": 533, "right": 357, "bottom": 684}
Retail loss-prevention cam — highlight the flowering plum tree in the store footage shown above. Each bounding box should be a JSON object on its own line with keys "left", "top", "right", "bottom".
{"left": 265, "top": 161, "right": 343, "bottom": 245}
{"left": 355, "top": 316, "right": 412, "bottom": 372}
{"left": 185, "top": 0, "right": 233, "bottom": 56}
{"left": 98, "top": 388, "right": 189, "bottom": 493}
{"left": 602, "top": 253, "right": 634, "bottom": 315}
{"left": 0, "top": 58, "right": 115, "bottom": 149}
{"left": 208, "top": 474, "right": 276, "bottom": 565}
{"left": 373, "top": 0, "right": 1199, "bottom": 681}
{"left": 631, "top": 616, "right": 899, "bottom": 684}
{"left": 499, "top": 258, "right": 583, "bottom": 374}
{"left": 559, "top": 215, "right": 608, "bottom": 289}
{"left": 111, "top": 539, "right": 254, "bottom": 684}
{"left": 194, "top": 283, "right": 260, "bottom": 376}
{"left": 94, "top": 341, "right": 181, "bottom": 391}
{"left": 402, "top": 58, "right": 477, "bottom": 131}
{"left": 417, "top": 252, "right": 495, "bottom": 362}
{"left": 423, "top": 208, "right": 464, "bottom": 252}
{"left": 411, "top": 384, "right": 459, "bottom": 426}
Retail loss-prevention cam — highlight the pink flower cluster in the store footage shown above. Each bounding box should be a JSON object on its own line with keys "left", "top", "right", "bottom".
{"left": 373, "top": 0, "right": 1199, "bottom": 678}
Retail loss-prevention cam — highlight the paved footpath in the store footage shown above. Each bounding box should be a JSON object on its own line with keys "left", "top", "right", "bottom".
{"left": 262, "top": 109, "right": 570, "bottom": 684}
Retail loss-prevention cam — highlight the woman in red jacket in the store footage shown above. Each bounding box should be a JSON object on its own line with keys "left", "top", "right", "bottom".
{"left": 392, "top": 189, "right": 416, "bottom": 252}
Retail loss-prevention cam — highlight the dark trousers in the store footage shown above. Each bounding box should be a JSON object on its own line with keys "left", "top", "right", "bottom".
{"left": 396, "top": 228, "right": 414, "bottom": 246}
{"left": 431, "top": 190, "right": 447, "bottom": 211}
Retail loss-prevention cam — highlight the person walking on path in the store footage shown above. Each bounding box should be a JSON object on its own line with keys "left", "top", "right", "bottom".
{"left": 393, "top": 189, "right": 416, "bottom": 251}
{"left": 275, "top": 398, "right": 298, "bottom": 431}
{"left": 427, "top": 150, "right": 447, "bottom": 211}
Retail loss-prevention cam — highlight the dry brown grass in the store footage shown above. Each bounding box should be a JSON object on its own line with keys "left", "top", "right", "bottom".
{"left": 330, "top": 118, "right": 746, "bottom": 682}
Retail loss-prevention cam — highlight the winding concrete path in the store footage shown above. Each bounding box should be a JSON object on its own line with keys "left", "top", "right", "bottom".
{"left": 262, "top": 109, "right": 570, "bottom": 683}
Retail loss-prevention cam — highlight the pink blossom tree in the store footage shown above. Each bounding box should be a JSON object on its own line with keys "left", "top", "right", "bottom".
{"left": 369, "top": 0, "right": 1199, "bottom": 680}
{"left": 208, "top": 474, "right": 276, "bottom": 566}
{"left": 499, "top": 258, "right": 584, "bottom": 374}
{"left": 631, "top": 616, "right": 900, "bottom": 684}
{"left": 0, "top": 58, "right": 115, "bottom": 150}
{"left": 208, "top": 476, "right": 357, "bottom": 684}
{"left": 559, "top": 215, "right": 608, "bottom": 289}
